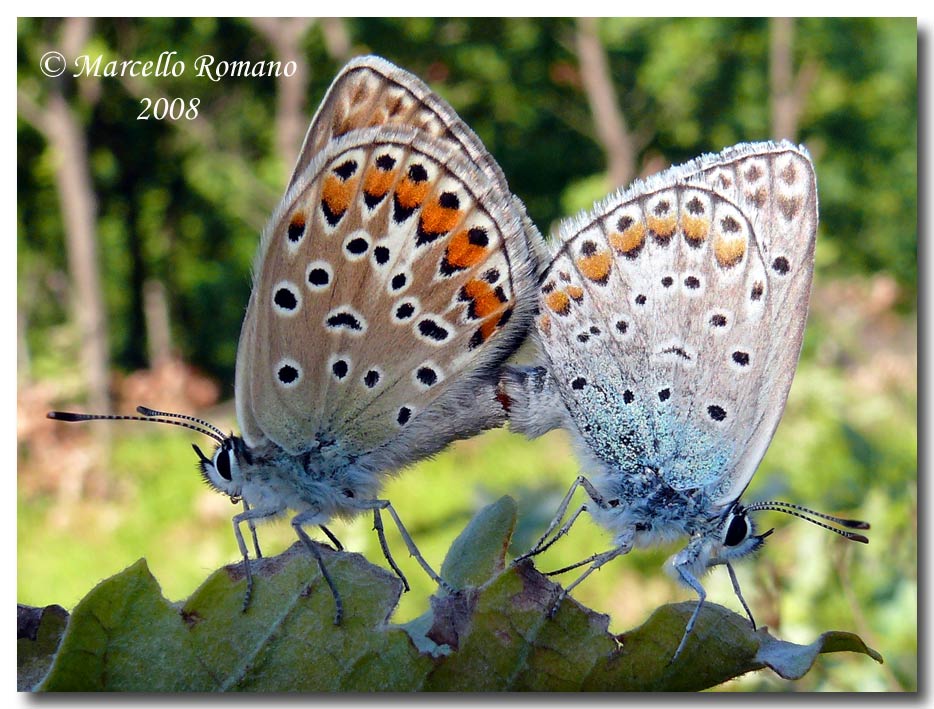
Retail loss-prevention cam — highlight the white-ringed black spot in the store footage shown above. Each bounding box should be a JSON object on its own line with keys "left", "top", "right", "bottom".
{"left": 395, "top": 302, "right": 416, "bottom": 320}
{"left": 308, "top": 268, "right": 329, "bottom": 287}
{"left": 707, "top": 404, "right": 727, "bottom": 422}
{"left": 684, "top": 275, "right": 701, "bottom": 289}
{"left": 589, "top": 325, "right": 601, "bottom": 335}
{"left": 334, "top": 160, "right": 357, "bottom": 180}
{"left": 615, "top": 320, "right": 628, "bottom": 334}
{"left": 571, "top": 377, "right": 586, "bottom": 390}
{"left": 732, "top": 351, "right": 750, "bottom": 366}
{"left": 416, "top": 366, "right": 438, "bottom": 387}
{"left": 306, "top": 262, "right": 333, "bottom": 292}
{"left": 374, "top": 246, "right": 390, "bottom": 265}
{"left": 408, "top": 164, "right": 428, "bottom": 182}
{"left": 468, "top": 227, "right": 489, "bottom": 247}
{"left": 623, "top": 390, "right": 635, "bottom": 404}
{"left": 483, "top": 268, "right": 500, "bottom": 284}
{"left": 376, "top": 154, "right": 396, "bottom": 171}
{"left": 364, "top": 370, "right": 381, "bottom": 388}
{"left": 346, "top": 237, "right": 369, "bottom": 255}
{"left": 277, "top": 364, "right": 300, "bottom": 385}
{"left": 438, "top": 191, "right": 460, "bottom": 209}
{"left": 653, "top": 200, "right": 671, "bottom": 216}
{"left": 274, "top": 287, "right": 298, "bottom": 311}
{"left": 772, "top": 256, "right": 790, "bottom": 275}
{"left": 751, "top": 282, "right": 764, "bottom": 301}
{"left": 325, "top": 308, "right": 366, "bottom": 333}
{"left": 662, "top": 276, "right": 674, "bottom": 288}
{"left": 327, "top": 313, "right": 362, "bottom": 330}
{"left": 577, "top": 333, "right": 590, "bottom": 343}
{"left": 332, "top": 359, "right": 349, "bottom": 380}
{"left": 391, "top": 273, "right": 407, "bottom": 291}
{"left": 397, "top": 407, "right": 412, "bottom": 426}
{"left": 417, "top": 318, "right": 449, "bottom": 342}
{"left": 635, "top": 294, "right": 647, "bottom": 305}
{"left": 710, "top": 314, "right": 727, "bottom": 327}
{"left": 658, "top": 388, "right": 671, "bottom": 401}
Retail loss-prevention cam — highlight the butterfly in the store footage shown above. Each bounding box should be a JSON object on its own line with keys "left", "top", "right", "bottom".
{"left": 502, "top": 141, "right": 869, "bottom": 661}
{"left": 49, "top": 55, "right": 543, "bottom": 621}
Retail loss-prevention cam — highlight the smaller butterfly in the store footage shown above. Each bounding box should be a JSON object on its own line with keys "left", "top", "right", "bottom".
{"left": 502, "top": 141, "right": 869, "bottom": 661}
{"left": 49, "top": 55, "right": 543, "bottom": 621}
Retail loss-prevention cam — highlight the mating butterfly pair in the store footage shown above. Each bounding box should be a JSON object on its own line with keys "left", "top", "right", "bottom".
{"left": 49, "top": 56, "right": 867, "bottom": 659}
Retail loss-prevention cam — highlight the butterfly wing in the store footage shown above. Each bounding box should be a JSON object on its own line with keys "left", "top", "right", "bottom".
{"left": 236, "top": 58, "right": 540, "bottom": 467}
{"left": 686, "top": 142, "right": 818, "bottom": 503}
{"left": 535, "top": 142, "right": 816, "bottom": 504}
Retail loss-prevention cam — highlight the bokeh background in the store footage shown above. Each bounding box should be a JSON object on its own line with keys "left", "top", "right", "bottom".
{"left": 17, "top": 18, "right": 916, "bottom": 691}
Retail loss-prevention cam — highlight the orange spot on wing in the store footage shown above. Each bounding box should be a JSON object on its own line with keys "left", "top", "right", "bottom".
{"left": 647, "top": 215, "right": 677, "bottom": 238}
{"left": 713, "top": 232, "right": 746, "bottom": 268}
{"left": 545, "top": 290, "right": 571, "bottom": 316}
{"left": 682, "top": 215, "right": 710, "bottom": 245}
{"left": 395, "top": 177, "right": 429, "bottom": 210}
{"left": 322, "top": 174, "right": 357, "bottom": 216}
{"left": 463, "top": 279, "right": 507, "bottom": 319}
{"left": 566, "top": 285, "right": 584, "bottom": 302}
{"left": 363, "top": 166, "right": 396, "bottom": 199}
{"left": 445, "top": 229, "right": 488, "bottom": 269}
{"left": 577, "top": 251, "right": 612, "bottom": 284}
{"left": 609, "top": 222, "right": 645, "bottom": 256}
{"left": 419, "top": 202, "right": 462, "bottom": 237}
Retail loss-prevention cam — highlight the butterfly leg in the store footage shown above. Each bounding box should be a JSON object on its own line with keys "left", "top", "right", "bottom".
{"left": 319, "top": 524, "right": 344, "bottom": 552}
{"left": 671, "top": 564, "right": 708, "bottom": 664}
{"left": 241, "top": 500, "right": 263, "bottom": 559}
{"left": 515, "top": 475, "right": 610, "bottom": 563}
{"left": 232, "top": 504, "right": 284, "bottom": 611}
{"left": 726, "top": 561, "right": 756, "bottom": 629}
{"left": 372, "top": 509, "right": 411, "bottom": 592}
{"left": 291, "top": 510, "right": 343, "bottom": 625}
{"left": 546, "top": 544, "right": 629, "bottom": 618}
{"left": 358, "top": 499, "right": 454, "bottom": 594}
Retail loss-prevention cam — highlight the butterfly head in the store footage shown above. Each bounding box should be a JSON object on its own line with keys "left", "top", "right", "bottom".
{"left": 191, "top": 435, "right": 252, "bottom": 500}
{"left": 47, "top": 405, "right": 254, "bottom": 503}
{"left": 708, "top": 499, "right": 869, "bottom": 569}
{"left": 709, "top": 503, "right": 775, "bottom": 566}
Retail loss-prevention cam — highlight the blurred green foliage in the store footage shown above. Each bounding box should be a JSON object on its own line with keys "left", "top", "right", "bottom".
{"left": 18, "top": 18, "right": 916, "bottom": 692}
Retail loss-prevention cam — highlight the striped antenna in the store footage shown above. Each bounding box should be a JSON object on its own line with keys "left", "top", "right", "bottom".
{"left": 744, "top": 500, "right": 869, "bottom": 543}
{"left": 47, "top": 409, "right": 225, "bottom": 445}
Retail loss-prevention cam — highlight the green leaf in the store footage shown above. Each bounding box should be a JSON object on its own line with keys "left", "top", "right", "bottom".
{"left": 440, "top": 494, "right": 517, "bottom": 589}
{"left": 17, "top": 604, "right": 69, "bottom": 690}
{"left": 39, "top": 559, "right": 215, "bottom": 691}
{"left": 29, "top": 497, "right": 882, "bottom": 691}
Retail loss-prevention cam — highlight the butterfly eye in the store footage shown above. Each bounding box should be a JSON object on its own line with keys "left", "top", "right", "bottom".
{"left": 724, "top": 513, "right": 749, "bottom": 547}
{"left": 214, "top": 448, "right": 233, "bottom": 481}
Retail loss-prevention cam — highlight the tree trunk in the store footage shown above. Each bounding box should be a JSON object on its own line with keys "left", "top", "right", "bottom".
{"left": 575, "top": 17, "right": 636, "bottom": 188}
{"left": 770, "top": 17, "right": 798, "bottom": 141}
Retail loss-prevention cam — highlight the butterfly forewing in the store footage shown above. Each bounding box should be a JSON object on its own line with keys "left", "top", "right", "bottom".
{"left": 290, "top": 56, "right": 515, "bottom": 202}
{"left": 238, "top": 58, "right": 539, "bottom": 459}
{"left": 538, "top": 142, "right": 816, "bottom": 499}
